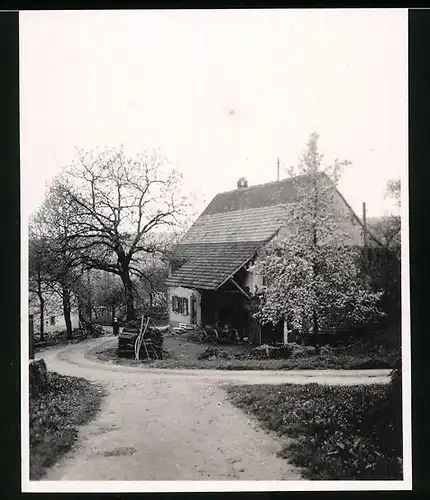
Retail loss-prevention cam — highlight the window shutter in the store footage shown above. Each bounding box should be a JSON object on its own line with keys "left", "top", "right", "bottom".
{"left": 185, "top": 298, "right": 189, "bottom": 315}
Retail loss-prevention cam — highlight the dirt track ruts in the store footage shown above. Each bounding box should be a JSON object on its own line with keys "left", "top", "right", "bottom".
{"left": 35, "top": 336, "right": 390, "bottom": 481}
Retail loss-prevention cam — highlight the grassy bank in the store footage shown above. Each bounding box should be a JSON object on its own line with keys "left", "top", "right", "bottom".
{"left": 29, "top": 371, "right": 105, "bottom": 479}
{"left": 226, "top": 382, "right": 402, "bottom": 480}
{"left": 94, "top": 345, "right": 394, "bottom": 371}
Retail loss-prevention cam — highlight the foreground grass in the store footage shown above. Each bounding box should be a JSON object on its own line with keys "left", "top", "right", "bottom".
{"left": 94, "top": 346, "right": 393, "bottom": 370}
{"left": 225, "top": 382, "right": 402, "bottom": 480}
{"left": 30, "top": 372, "right": 105, "bottom": 480}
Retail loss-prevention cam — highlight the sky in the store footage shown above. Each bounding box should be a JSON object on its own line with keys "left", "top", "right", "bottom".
{"left": 20, "top": 9, "right": 407, "bottom": 220}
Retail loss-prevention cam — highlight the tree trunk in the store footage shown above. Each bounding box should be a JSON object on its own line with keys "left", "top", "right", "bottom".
{"left": 87, "top": 271, "right": 93, "bottom": 327}
{"left": 121, "top": 270, "right": 136, "bottom": 321}
{"left": 111, "top": 304, "right": 116, "bottom": 325}
{"left": 77, "top": 297, "right": 85, "bottom": 330}
{"left": 37, "top": 274, "right": 45, "bottom": 341}
{"left": 62, "top": 285, "right": 73, "bottom": 340}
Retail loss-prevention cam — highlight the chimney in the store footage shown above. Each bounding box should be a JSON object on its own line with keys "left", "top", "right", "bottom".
{"left": 237, "top": 177, "right": 248, "bottom": 189}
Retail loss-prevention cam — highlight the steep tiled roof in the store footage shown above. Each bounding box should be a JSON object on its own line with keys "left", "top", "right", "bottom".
{"left": 165, "top": 241, "right": 262, "bottom": 290}
{"left": 179, "top": 204, "right": 290, "bottom": 245}
{"left": 202, "top": 175, "right": 308, "bottom": 215}
{"left": 167, "top": 173, "right": 380, "bottom": 291}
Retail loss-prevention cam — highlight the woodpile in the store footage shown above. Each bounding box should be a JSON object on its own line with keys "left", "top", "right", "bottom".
{"left": 117, "top": 318, "right": 164, "bottom": 359}
{"left": 172, "top": 323, "right": 200, "bottom": 334}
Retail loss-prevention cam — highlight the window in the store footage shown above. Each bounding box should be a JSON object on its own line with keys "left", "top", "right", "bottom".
{"left": 171, "top": 296, "right": 189, "bottom": 315}
{"left": 50, "top": 316, "right": 56, "bottom": 326}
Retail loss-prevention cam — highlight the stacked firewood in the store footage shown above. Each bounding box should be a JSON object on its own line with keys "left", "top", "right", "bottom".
{"left": 142, "top": 326, "right": 164, "bottom": 358}
{"left": 120, "top": 319, "right": 164, "bottom": 359}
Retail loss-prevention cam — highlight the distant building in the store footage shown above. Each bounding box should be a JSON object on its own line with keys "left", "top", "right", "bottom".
{"left": 29, "top": 292, "right": 79, "bottom": 335}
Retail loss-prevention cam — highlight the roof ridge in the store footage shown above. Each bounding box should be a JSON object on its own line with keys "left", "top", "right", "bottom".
{"left": 214, "top": 171, "right": 324, "bottom": 197}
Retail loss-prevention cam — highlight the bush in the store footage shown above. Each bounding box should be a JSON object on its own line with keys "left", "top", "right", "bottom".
{"left": 198, "top": 346, "right": 235, "bottom": 360}
{"left": 288, "top": 343, "right": 317, "bottom": 358}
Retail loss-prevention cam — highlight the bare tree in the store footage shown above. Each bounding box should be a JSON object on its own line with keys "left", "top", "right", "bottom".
{"left": 54, "top": 147, "right": 189, "bottom": 321}
{"left": 367, "top": 178, "right": 401, "bottom": 260}
{"left": 92, "top": 272, "right": 125, "bottom": 324}
{"left": 31, "top": 185, "right": 84, "bottom": 339}
{"left": 28, "top": 230, "right": 50, "bottom": 341}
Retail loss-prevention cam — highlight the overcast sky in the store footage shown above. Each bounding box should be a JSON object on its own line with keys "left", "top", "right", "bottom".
{"left": 20, "top": 9, "right": 407, "bottom": 220}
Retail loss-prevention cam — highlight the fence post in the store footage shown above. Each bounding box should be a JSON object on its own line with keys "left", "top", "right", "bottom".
{"left": 29, "top": 314, "right": 34, "bottom": 360}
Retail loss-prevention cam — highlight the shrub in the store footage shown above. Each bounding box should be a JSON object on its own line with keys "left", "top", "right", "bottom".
{"left": 288, "top": 343, "right": 317, "bottom": 358}
{"left": 198, "top": 346, "right": 235, "bottom": 360}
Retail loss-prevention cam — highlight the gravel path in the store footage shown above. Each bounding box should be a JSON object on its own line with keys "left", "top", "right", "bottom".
{"left": 36, "top": 336, "right": 390, "bottom": 481}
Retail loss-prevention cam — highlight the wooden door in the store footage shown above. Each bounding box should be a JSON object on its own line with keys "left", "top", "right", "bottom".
{"left": 190, "top": 296, "right": 197, "bottom": 324}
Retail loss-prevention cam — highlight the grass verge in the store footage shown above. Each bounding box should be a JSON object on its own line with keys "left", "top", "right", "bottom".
{"left": 29, "top": 371, "right": 105, "bottom": 479}
{"left": 94, "top": 346, "right": 394, "bottom": 370}
{"left": 225, "top": 382, "right": 402, "bottom": 480}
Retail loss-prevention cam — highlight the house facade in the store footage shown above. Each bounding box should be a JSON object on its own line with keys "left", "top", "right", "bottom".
{"left": 29, "top": 291, "right": 79, "bottom": 335}
{"left": 166, "top": 173, "right": 379, "bottom": 344}
{"left": 30, "top": 310, "right": 80, "bottom": 335}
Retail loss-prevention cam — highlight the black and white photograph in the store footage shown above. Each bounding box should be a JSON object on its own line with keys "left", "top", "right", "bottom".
{"left": 21, "top": 8, "right": 410, "bottom": 492}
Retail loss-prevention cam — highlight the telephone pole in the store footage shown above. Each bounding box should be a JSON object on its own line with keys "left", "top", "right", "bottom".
{"left": 362, "top": 202, "right": 369, "bottom": 270}
{"left": 87, "top": 270, "right": 93, "bottom": 326}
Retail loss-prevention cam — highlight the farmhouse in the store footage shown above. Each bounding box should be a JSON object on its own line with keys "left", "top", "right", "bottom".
{"left": 165, "top": 173, "right": 379, "bottom": 344}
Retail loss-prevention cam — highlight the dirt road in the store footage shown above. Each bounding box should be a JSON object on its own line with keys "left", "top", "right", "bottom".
{"left": 36, "top": 336, "right": 390, "bottom": 481}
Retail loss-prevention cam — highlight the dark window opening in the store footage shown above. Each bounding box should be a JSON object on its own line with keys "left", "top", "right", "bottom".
{"left": 171, "top": 295, "right": 189, "bottom": 315}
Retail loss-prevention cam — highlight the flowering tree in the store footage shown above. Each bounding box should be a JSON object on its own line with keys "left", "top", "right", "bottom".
{"left": 250, "top": 133, "right": 383, "bottom": 336}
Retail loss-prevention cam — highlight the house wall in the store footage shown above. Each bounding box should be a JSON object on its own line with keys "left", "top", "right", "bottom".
{"left": 243, "top": 269, "right": 264, "bottom": 295}
{"left": 32, "top": 311, "right": 80, "bottom": 334}
{"left": 167, "top": 286, "right": 201, "bottom": 328}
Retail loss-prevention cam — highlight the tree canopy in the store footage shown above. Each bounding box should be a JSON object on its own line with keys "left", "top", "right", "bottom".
{"left": 40, "top": 147, "right": 189, "bottom": 320}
